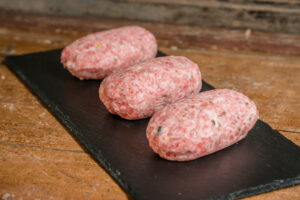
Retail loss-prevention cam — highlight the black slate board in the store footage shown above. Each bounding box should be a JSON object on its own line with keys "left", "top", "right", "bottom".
{"left": 4, "top": 49, "right": 300, "bottom": 200}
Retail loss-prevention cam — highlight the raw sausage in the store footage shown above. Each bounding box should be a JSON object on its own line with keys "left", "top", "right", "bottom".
{"left": 146, "top": 89, "right": 259, "bottom": 161}
{"left": 99, "top": 56, "right": 202, "bottom": 120}
{"left": 61, "top": 26, "right": 157, "bottom": 80}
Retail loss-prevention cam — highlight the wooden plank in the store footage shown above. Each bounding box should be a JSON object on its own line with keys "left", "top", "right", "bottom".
{"left": 243, "top": 185, "right": 300, "bottom": 200}
{"left": 126, "top": 0, "right": 300, "bottom": 13}
{"left": 252, "top": 0, "right": 300, "bottom": 4}
{"left": 0, "top": 0, "right": 299, "bottom": 34}
{"left": 0, "top": 66, "right": 83, "bottom": 151}
{"left": 1, "top": 10, "right": 300, "bottom": 56}
{"left": 281, "top": 132, "right": 300, "bottom": 146}
{"left": 0, "top": 27, "right": 71, "bottom": 56}
{"left": 0, "top": 144, "right": 128, "bottom": 200}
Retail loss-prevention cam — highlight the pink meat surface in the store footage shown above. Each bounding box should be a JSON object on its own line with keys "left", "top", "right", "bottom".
{"left": 99, "top": 56, "right": 202, "bottom": 120}
{"left": 146, "top": 89, "right": 259, "bottom": 161}
{"left": 61, "top": 26, "right": 157, "bottom": 80}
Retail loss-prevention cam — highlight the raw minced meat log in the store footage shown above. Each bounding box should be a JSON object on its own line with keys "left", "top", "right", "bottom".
{"left": 99, "top": 56, "right": 202, "bottom": 120}
{"left": 146, "top": 89, "right": 259, "bottom": 161}
{"left": 61, "top": 26, "right": 157, "bottom": 80}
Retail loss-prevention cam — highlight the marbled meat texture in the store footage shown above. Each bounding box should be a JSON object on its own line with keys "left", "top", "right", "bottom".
{"left": 147, "top": 89, "right": 259, "bottom": 161}
{"left": 99, "top": 56, "right": 202, "bottom": 120}
{"left": 61, "top": 26, "right": 157, "bottom": 80}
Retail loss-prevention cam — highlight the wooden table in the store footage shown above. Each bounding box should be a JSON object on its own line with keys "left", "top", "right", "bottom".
{"left": 0, "top": 11, "right": 299, "bottom": 200}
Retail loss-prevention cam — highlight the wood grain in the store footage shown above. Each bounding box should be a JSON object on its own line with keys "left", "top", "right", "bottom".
{"left": 0, "top": 0, "right": 300, "bottom": 34}
{"left": 0, "top": 144, "right": 128, "bottom": 200}
{"left": 1, "top": 10, "right": 300, "bottom": 56}
{"left": 0, "top": 69, "right": 82, "bottom": 151}
{"left": 0, "top": 13, "right": 299, "bottom": 200}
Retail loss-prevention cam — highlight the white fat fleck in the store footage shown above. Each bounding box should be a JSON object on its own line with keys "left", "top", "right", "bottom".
{"left": 136, "top": 93, "right": 145, "bottom": 101}
{"left": 113, "top": 106, "right": 120, "bottom": 112}
{"left": 66, "top": 61, "right": 76, "bottom": 69}
{"left": 202, "top": 110, "right": 221, "bottom": 136}
{"left": 112, "top": 102, "right": 119, "bottom": 110}
{"left": 163, "top": 135, "right": 170, "bottom": 142}
{"left": 212, "top": 96, "right": 225, "bottom": 103}
{"left": 160, "top": 80, "right": 171, "bottom": 89}
{"left": 120, "top": 105, "right": 126, "bottom": 111}
{"left": 184, "top": 120, "right": 197, "bottom": 133}
{"left": 135, "top": 66, "right": 143, "bottom": 72}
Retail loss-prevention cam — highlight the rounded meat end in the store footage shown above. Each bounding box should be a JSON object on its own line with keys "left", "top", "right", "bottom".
{"left": 99, "top": 56, "right": 202, "bottom": 120}
{"left": 61, "top": 26, "right": 157, "bottom": 80}
{"left": 146, "top": 89, "right": 259, "bottom": 161}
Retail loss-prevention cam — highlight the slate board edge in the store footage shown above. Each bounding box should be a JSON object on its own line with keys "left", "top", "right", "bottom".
{"left": 3, "top": 51, "right": 300, "bottom": 200}
{"left": 218, "top": 176, "right": 300, "bottom": 200}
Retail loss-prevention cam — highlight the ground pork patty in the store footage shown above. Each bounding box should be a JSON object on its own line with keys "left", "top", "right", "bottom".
{"left": 146, "top": 89, "right": 259, "bottom": 161}
{"left": 61, "top": 26, "right": 157, "bottom": 80}
{"left": 99, "top": 56, "right": 202, "bottom": 120}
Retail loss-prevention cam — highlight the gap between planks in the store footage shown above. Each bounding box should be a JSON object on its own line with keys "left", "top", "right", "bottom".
{"left": 1, "top": 47, "right": 300, "bottom": 63}
{"left": 278, "top": 130, "right": 300, "bottom": 134}
{"left": 0, "top": 141, "right": 86, "bottom": 154}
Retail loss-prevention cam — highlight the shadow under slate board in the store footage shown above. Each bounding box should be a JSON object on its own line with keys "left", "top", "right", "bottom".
{"left": 4, "top": 49, "right": 300, "bottom": 200}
